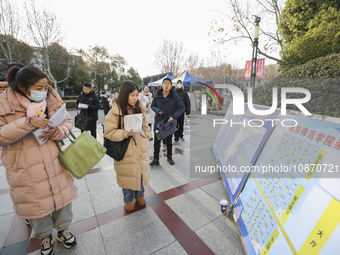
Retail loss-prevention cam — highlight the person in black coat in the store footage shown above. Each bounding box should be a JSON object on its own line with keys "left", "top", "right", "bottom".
{"left": 150, "top": 78, "right": 185, "bottom": 166}
{"left": 174, "top": 80, "right": 190, "bottom": 143}
{"left": 75, "top": 82, "right": 100, "bottom": 138}
{"left": 99, "top": 91, "right": 111, "bottom": 115}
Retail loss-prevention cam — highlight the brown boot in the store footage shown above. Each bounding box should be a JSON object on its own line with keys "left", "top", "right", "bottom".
{"left": 124, "top": 201, "right": 135, "bottom": 211}
{"left": 136, "top": 196, "right": 146, "bottom": 206}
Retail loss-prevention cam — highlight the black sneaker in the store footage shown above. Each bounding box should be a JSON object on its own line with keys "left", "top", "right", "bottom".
{"left": 167, "top": 157, "right": 175, "bottom": 165}
{"left": 150, "top": 159, "right": 160, "bottom": 166}
{"left": 41, "top": 235, "right": 54, "bottom": 255}
{"left": 57, "top": 229, "right": 77, "bottom": 249}
{"left": 25, "top": 219, "right": 30, "bottom": 225}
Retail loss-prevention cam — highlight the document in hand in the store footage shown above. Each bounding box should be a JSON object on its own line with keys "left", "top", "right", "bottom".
{"left": 33, "top": 104, "right": 67, "bottom": 146}
{"left": 78, "top": 103, "right": 88, "bottom": 109}
{"left": 124, "top": 113, "right": 143, "bottom": 133}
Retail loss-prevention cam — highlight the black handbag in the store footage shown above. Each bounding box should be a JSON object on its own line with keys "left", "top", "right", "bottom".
{"left": 104, "top": 115, "right": 131, "bottom": 161}
{"left": 155, "top": 117, "right": 178, "bottom": 140}
{"left": 75, "top": 110, "right": 92, "bottom": 130}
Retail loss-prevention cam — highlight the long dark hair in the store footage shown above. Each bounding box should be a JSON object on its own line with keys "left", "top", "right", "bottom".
{"left": 6, "top": 66, "right": 52, "bottom": 97}
{"left": 116, "top": 80, "right": 142, "bottom": 116}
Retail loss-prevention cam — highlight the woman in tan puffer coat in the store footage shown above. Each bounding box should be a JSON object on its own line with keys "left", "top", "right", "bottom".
{"left": 0, "top": 66, "right": 78, "bottom": 255}
{"left": 104, "top": 81, "right": 152, "bottom": 211}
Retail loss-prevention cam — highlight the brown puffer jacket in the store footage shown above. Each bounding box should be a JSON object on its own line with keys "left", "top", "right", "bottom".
{"left": 104, "top": 102, "right": 152, "bottom": 191}
{"left": 0, "top": 86, "right": 78, "bottom": 219}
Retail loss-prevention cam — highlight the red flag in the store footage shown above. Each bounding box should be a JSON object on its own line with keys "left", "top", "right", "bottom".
{"left": 256, "top": 58, "right": 265, "bottom": 78}
{"left": 244, "top": 60, "right": 252, "bottom": 79}
{"left": 244, "top": 58, "right": 266, "bottom": 79}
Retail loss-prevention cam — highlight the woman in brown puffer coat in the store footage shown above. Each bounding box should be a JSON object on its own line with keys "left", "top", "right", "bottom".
{"left": 104, "top": 81, "right": 152, "bottom": 211}
{"left": 0, "top": 66, "right": 78, "bottom": 255}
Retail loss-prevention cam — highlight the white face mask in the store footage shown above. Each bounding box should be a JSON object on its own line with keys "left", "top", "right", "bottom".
{"left": 26, "top": 90, "right": 48, "bottom": 102}
{"left": 176, "top": 84, "right": 183, "bottom": 89}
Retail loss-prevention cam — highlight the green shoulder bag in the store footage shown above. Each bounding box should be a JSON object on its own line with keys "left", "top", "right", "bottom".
{"left": 55, "top": 130, "right": 107, "bottom": 179}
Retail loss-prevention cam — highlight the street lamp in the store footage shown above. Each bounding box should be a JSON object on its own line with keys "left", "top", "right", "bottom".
{"left": 250, "top": 16, "right": 261, "bottom": 88}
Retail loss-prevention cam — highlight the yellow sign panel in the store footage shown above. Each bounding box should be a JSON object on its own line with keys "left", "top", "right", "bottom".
{"left": 299, "top": 198, "right": 340, "bottom": 254}
{"left": 280, "top": 185, "right": 305, "bottom": 225}
{"left": 260, "top": 228, "right": 280, "bottom": 255}
{"left": 305, "top": 149, "right": 327, "bottom": 181}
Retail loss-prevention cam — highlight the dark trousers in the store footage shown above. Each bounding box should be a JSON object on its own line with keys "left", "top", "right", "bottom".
{"left": 174, "top": 114, "right": 185, "bottom": 141}
{"left": 81, "top": 120, "right": 97, "bottom": 138}
{"left": 153, "top": 134, "right": 173, "bottom": 159}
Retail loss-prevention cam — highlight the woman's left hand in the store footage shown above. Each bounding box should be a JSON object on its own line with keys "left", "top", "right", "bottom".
{"left": 39, "top": 127, "right": 57, "bottom": 141}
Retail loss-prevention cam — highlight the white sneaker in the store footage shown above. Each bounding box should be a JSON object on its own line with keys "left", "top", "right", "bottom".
{"left": 57, "top": 229, "right": 77, "bottom": 249}
{"left": 41, "top": 235, "right": 55, "bottom": 255}
{"left": 180, "top": 138, "right": 185, "bottom": 142}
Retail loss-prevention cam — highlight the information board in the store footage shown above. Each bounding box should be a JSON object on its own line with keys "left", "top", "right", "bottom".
{"left": 234, "top": 178, "right": 293, "bottom": 255}
{"left": 212, "top": 103, "right": 279, "bottom": 203}
{"left": 234, "top": 114, "right": 340, "bottom": 254}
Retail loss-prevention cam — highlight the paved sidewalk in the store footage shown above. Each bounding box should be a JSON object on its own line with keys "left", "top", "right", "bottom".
{"left": 0, "top": 110, "right": 245, "bottom": 255}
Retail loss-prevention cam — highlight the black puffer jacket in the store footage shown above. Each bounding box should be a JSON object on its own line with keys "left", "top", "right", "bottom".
{"left": 151, "top": 88, "right": 185, "bottom": 131}
{"left": 175, "top": 88, "right": 190, "bottom": 115}
{"left": 75, "top": 90, "right": 100, "bottom": 120}
{"left": 99, "top": 95, "right": 111, "bottom": 115}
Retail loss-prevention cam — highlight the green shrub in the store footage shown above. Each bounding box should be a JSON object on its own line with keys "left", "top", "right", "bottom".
{"left": 63, "top": 100, "right": 77, "bottom": 109}
{"left": 282, "top": 53, "right": 340, "bottom": 78}
{"left": 62, "top": 96, "right": 79, "bottom": 100}
{"left": 249, "top": 54, "right": 340, "bottom": 118}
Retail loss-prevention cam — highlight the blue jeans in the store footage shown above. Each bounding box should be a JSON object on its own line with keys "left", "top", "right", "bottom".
{"left": 122, "top": 178, "right": 144, "bottom": 203}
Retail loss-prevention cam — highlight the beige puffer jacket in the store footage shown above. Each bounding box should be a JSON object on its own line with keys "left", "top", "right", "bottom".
{"left": 104, "top": 102, "right": 152, "bottom": 191}
{"left": 0, "top": 86, "right": 78, "bottom": 219}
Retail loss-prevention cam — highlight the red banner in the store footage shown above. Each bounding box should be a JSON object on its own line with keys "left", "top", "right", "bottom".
{"left": 244, "top": 58, "right": 266, "bottom": 79}
{"left": 244, "top": 60, "right": 252, "bottom": 79}
{"left": 256, "top": 58, "right": 265, "bottom": 78}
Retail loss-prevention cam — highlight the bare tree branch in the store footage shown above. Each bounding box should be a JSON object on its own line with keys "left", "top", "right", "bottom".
{"left": 258, "top": 49, "right": 281, "bottom": 62}
{"left": 25, "top": 0, "right": 65, "bottom": 89}
{"left": 214, "top": 35, "right": 250, "bottom": 45}
{"left": 256, "top": 0, "right": 275, "bottom": 14}
{"left": 210, "top": 0, "right": 284, "bottom": 62}
{"left": 154, "top": 39, "right": 186, "bottom": 76}
{"left": 56, "top": 75, "right": 69, "bottom": 84}
{"left": 0, "top": 0, "right": 20, "bottom": 63}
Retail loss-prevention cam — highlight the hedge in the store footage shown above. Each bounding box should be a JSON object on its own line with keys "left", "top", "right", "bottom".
{"left": 61, "top": 96, "right": 79, "bottom": 100}
{"left": 249, "top": 54, "right": 340, "bottom": 118}
{"left": 63, "top": 100, "right": 77, "bottom": 109}
{"left": 281, "top": 53, "right": 340, "bottom": 78}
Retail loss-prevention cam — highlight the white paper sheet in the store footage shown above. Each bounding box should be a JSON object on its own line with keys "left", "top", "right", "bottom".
{"left": 78, "top": 103, "right": 88, "bottom": 109}
{"left": 124, "top": 113, "right": 143, "bottom": 133}
{"left": 32, "top": 104, "right": 67, "bottom": 146}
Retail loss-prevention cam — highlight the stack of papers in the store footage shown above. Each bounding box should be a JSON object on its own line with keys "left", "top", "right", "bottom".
{"left": 78, "top": 103, "right": 88, "bottom": 109}
{"left": 32, "top": 104, "right": 67, "bottom": 146}
{"left": 124, "top": 113, "right": 143, "bottom": 133}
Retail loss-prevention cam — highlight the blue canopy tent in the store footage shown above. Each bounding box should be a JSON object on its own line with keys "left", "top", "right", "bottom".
{"left": 172, "top": 72, "right": 213, "bottom": 86}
